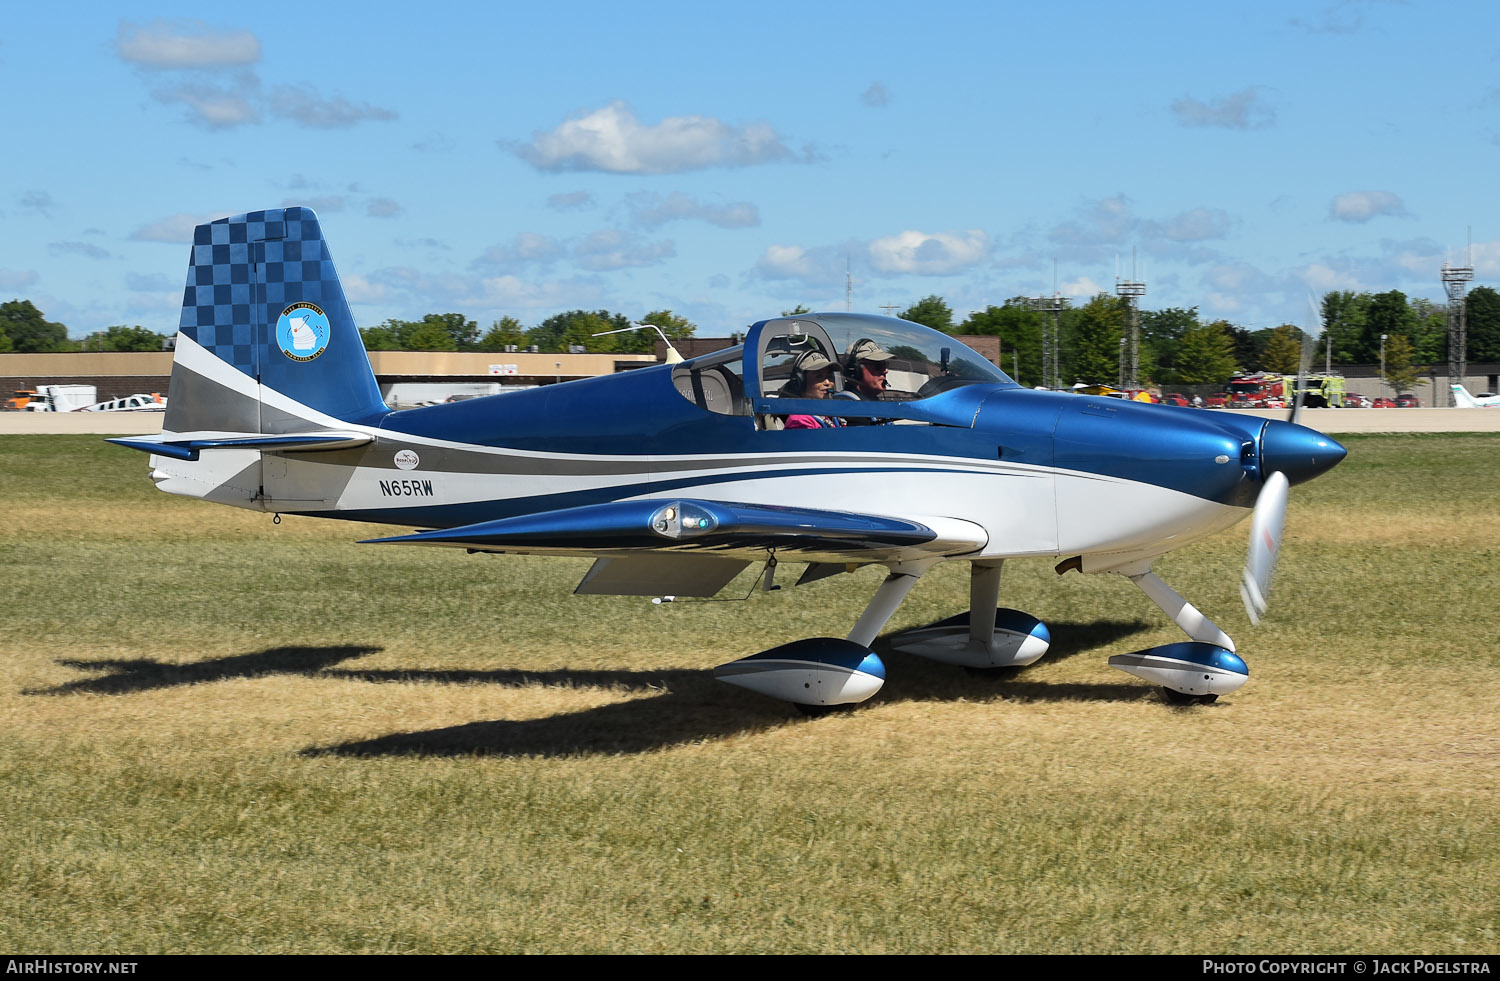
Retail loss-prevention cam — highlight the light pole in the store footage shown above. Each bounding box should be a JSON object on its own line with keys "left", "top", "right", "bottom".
{"left": 1380, "top": 333, "right": 1388, "bottom": 397}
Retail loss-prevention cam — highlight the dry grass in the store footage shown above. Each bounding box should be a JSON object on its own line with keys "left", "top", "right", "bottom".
{"left": 0, "top": 434, "right": 1497, "bottom": 953}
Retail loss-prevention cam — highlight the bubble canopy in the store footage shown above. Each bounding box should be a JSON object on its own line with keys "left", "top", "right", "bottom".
{"left": 745, "top": 312, "right": 1016, "bottom": 402}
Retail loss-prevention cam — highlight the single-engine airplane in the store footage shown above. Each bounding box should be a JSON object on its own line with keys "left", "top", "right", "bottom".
{"left": 1451, "top": 384, "right": 1500, "bottom": 408}
{"left": 111, "top": 208, "right": 1346, "bottom": 709}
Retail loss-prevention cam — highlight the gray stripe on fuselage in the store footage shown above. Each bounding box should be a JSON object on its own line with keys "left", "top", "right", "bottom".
{"left": 303, "top": 437, "right": 1044, "bottom": 480}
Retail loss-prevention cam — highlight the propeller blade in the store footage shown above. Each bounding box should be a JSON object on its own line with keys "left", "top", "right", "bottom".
{"left": 1241, "top": 470, "right": 1289, "bottom": 625}
{"left": 1289, "top": 298, "right": 1319, "bottom": 425}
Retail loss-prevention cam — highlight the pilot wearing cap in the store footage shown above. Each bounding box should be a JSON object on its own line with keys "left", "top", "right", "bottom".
{"left": 779, "top": 348, "right": 843, "bottom": 429}
{"left": 836, "top": 337, "right": 896, "bottom": 425}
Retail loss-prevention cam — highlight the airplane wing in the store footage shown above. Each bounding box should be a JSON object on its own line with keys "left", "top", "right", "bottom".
{"left": 362, "top": 498, "right": 986, "bottom": 563}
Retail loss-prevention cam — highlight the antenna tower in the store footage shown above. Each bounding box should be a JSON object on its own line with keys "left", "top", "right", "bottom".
{"left": 1026, "top": 276, "right": 1074, "bottom": 393}
{"left": 1442, "top": 237, "right": 1474, "bottom": 405}
{"left": 1115, "top": 254, "right": 1146, "bottom": 389}
{"left": 845, "top": 256, "right": 853, "bottom": 312}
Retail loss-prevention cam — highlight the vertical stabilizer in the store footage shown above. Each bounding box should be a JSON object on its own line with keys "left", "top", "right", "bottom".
{"left": 164, "top": 207, "right": 387, "bottom": 434}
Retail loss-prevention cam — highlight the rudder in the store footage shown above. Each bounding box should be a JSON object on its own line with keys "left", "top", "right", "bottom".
{"left": 165, "top": 207, "right": 387, "bottom": 434}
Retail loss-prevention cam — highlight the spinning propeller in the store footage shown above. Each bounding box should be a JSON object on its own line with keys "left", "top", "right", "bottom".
{"left": 1240, "top": 301, "right": 1326, "bottom": 625}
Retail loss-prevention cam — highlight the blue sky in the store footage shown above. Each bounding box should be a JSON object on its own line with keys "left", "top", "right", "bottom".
{"left": 4, "top": 1, "right": 1498, "bottom": 339}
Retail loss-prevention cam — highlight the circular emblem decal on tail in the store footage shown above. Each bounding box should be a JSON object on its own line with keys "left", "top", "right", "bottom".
{"left": 276, "top": 302, "right": 331, "bottom": 362}
{"left": 394, "top": 449, "right": 420, "bottom": 470}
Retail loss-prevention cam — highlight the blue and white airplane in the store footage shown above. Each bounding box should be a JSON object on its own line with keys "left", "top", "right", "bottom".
{"left": 111, "top": 208, "right": 1346, "bottom": 710}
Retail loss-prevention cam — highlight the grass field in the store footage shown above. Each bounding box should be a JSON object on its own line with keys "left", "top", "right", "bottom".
{"left": 2, "top": 434, "right": 1497, "bottom": 954}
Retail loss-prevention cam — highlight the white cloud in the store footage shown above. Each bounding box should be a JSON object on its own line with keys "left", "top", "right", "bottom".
{"left": 18, "top": 190, "right": 55, "bottom": 217}
{"left": 1329, "top": 190, "right": 1408, "bottom": 223}
{"left": 861, "top": 82, "right": 891, "bottom": 108}
{"left": 1204, "top": 261, "right": 1276, "bottom": 293}
{"left": 366, "top": 198, "right": 403, "bottom": 218}
{"left": 1059, "top": 276, "right": 1103, "bottom": 298}
{"left": 1152, "top": 207, "right": 1234, "bottom": 242}
{"left": 755, "top": 244, "right": 839, "bottom": 282}
{"left": 270, "top": 85, "right": 396, "bottom": 129}
{"left": 116, "top": 21, "right": 260, "bottom": 69}
{"left": 627, "top": 191, "right": 758, "bottom": 229}
{"left": 283, "top": 195, "right": 345, "bottom": 213}
{"left": 472, "top": 234, "right": 567, "bottom": 270}
{"left": 0, "top": 269, "right": 38, "bottom": 290}
{"left": 511, "top": 101, "right": 795, "bottom": 175}
{"left": 130, "top": 212, "right": 221, "bottom": 243}
{"left": 341, "top": 273, "right": 392, "bottom": 305}
{"left": 1297, "top": 262, "right": 1364, "bottom": 292}
{"left": 1171, "top": 87, "right": 1275, "bottom": 129}
{"left": 547, "top": 191, "right": 595, "bottom": 211}
{"left": 868, "top": 229, "right": 989, "bottom": 276}
{"left": 1049, "top": 195, "right": 1134, "bottom": 248}
{"left": 574, "top": 229, "right": 675, "bottom": 271}
{"left": 150, "top": 77, "right": 260, "bottom": 129}
{"left": 49, "top": 242, "right": 112, "bottom": 260}
{"left": 126, "top": 272, "right": 176, "bottom": 292}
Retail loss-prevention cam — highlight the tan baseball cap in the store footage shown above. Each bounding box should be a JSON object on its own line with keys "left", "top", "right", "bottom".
{"left": 845, "top": 338, "right": 894, "bottom": 364}
{"left": 791, "top": 349, "right": 841, "bottom": 373}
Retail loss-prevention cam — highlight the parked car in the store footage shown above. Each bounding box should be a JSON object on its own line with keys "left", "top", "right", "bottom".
{"left": 1394, "top": 394, "right": 1420, "bottom": 407}
{"left": 1371, "top": 396, "right": 1395, "bottom": 408}
{"left": 1160, "top": 393, "right": 1191, "bottom": 406}
{"left": 1343, "top": 392, "right": 1370, "bottom": 408}
{"left": 1205, "top": 394, "right": 1227, "bottom": 408}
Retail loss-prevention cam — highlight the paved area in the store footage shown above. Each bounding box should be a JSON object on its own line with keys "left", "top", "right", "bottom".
{"left": 2, "top": 407, "right": 1496, "bottom": 436}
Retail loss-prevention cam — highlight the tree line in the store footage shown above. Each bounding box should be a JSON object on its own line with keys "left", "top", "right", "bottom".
{"left": 5, "top": 286, "right": 1499, "bottom": 393}
{"left": 890, "top": 288, "right": 1500, "bottom": 390}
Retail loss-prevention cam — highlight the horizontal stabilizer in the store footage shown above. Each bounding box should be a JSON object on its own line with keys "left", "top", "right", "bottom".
{"left": 107, "top": 432, "right": 371, "bottom": 462}
{"left": 362, "top": 498, "right": 952, "bottom": 556}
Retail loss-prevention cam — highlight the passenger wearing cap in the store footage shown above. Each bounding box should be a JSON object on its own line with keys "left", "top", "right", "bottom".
{"left": 779, "top": 348, "right": 843, "bottom": 429}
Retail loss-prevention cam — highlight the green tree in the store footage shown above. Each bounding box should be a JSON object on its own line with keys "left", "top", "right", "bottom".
{"left": 476, "top": 316, "right": 526, "bottom": 352}
{"left": 418, "top": 313, "right": 480, "bottom": 350}
{"left": 627, "top": 309, "right": 697, "bottom": 355}
{"left": 780, "top": 304, "right": 811, "bottom": 317}
{"left": 1175, "top": 320, "right": 1240, "bottom": 384}
{"left": 1065, "top": 295, "right": 1124, "bottom": 386}
{"left": 527, "top": 310, "right": 632, "bottom": 353}
{"left": 1259, "top": 325, "right": 1306, "bottom": 374}
{"left": 898, "top": 295, "right": 954, "bottom": 332}
{"left": 1319, "top": 291, "right": 1368, "bottom": 365}
{"left": 1407, "top": 298, "right": 1448, "bottom": 365}
{"left": 959, "top": 301, "right": 1040, "bottom": 386}
{"left": 359, "top": 321, "right": 406, "bottom": 350}
{"left": 0, "top": 300, "right": 68, "bottom": 352}
{"left": 82, "top": 325, "right": 167, "bottom": 352}
{"left": 1466, "top": 286, "right": 1500, "bottom": 363}
{"left": 403, "top": 320, "right": 458, "bottom": 351}
{"left": 1363, "top": 291, "right": 1417, "bottom": 365}
{"left": 1139, "top": 306, "right": 1199, "bottom": 383}
{"left": 1384, "top": 334, "right": 1419, "bottom": 394}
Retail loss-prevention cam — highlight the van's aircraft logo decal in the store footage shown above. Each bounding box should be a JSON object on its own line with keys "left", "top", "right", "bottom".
{"left": 276, "top": 302, "right": 331, "bottom": 362}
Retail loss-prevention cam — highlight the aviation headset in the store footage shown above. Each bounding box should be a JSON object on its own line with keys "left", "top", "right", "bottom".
{"left": 786, "top": 348, "right": 840, "bottom": 395}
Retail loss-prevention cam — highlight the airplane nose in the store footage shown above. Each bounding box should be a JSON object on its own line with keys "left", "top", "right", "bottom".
{"left": 1260, "top": 421, "right": 1346, "bottom": 486}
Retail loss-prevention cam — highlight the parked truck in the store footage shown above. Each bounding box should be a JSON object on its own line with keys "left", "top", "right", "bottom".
{"left": 13, "top": 384, "right": 98, "bottom": 412}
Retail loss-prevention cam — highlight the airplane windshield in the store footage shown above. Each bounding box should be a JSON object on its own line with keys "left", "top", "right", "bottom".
{"left": 775, "top": 313, "right": 1014, "bottom": 400}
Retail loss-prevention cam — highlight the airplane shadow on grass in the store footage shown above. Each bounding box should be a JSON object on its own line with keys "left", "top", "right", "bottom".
{"left": 26, "top": 646, "right": 382, "bottom": 696}
{"left": 307, "top": 617, "right": 1160, "bottom": 759}
{"left": 27, "top": 619, "right": 1161, "bottom": 758}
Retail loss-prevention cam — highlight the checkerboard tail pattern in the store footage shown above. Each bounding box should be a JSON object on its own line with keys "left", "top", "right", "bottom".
{"left": 176, "top": 207, "right": 388, "bottom": 425}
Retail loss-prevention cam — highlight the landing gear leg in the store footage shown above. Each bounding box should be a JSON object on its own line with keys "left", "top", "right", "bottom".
{"left": 1103, "top": 563, "right": 1249, "bottom": 699}
{"left": 846, "top": 560, "right": 936, "bottom": 647}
